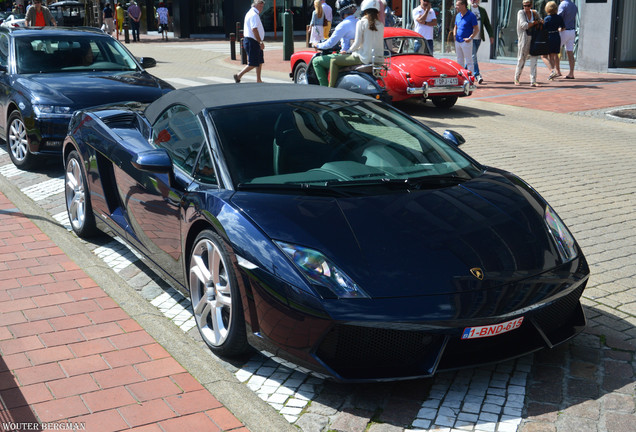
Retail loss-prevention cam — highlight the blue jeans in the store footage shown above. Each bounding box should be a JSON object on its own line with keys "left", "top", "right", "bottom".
{"left": 414, "top": 39, "right": 434, "bottom": 54}
{"left": 426, "top": 39, "right": 434, "bottom": 55}
{"left": 472, "top": 39, "right": 481, "bottom": 75}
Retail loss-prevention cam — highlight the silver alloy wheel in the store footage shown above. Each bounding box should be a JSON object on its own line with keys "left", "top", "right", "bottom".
{"left": 294, "top": 63, "right": 308, "bottom": 85}
{"left": 65, "top": 157, "right": 87, "bottom": 232}
{"left": 189, "top": 238, "right": 233, "bottom": 347}
{"left": 8, "top": 116, "right": 28, "bottom": 162}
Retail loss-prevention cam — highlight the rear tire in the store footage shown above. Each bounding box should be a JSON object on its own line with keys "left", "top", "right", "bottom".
{"left": 65, "top": 150, "right": 98, "bottom": 238}
{"left": 431, "top": 96, "right": 458, "bottom": 109}
{"left": 7, "top": 111, "right": 38, "bottom": 170}
{"left": 294, "top": 62, "right": 308, "bottom": 84}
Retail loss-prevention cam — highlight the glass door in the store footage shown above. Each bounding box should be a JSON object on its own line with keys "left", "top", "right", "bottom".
{"left": 195, "top": 0, "right": 223, "bottom": 32}
{"left": 493, "top": 0, "right": 522, "bottom": 59}
{"left": 612, "top": 0, "right": 636, "bottom": 67}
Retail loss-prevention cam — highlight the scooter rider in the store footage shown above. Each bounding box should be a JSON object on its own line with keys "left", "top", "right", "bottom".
{"left": 312, "top": 0, "right": 358, "bottom": 87}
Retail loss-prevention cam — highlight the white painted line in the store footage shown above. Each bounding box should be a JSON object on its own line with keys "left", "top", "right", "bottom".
{"left": 199, "top": 76, "right": 292, "bottom": 84}
{"left": 0, "top": 163, "right": 22, "bottom": 178}
{"left": 21, "top": 177, "right": 64, "bottom": 201}
{"left": 164, "top": 77, "right": 210, "bottom": 88}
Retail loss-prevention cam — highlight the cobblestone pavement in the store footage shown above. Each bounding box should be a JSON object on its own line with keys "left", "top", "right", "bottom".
{"left": 1, "top": 38, "right": 635, "bottom": 432}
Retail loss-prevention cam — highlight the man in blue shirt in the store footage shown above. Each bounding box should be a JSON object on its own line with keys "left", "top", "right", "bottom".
{"left": 312, "top": 0, "right": 358, "bottom": 87}
{"left": 557, "top": 0, "right": 578, "bottom": 79}
{"left": 453, "top": 0, "right": 479, "bottom": 75}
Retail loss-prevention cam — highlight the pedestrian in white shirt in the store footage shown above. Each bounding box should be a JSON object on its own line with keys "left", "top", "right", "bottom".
{"left": 234, "top": 0, "right": 266, "bottom": 83}
{"left": 413, "top": 0, "right": 437, "bottom": 54}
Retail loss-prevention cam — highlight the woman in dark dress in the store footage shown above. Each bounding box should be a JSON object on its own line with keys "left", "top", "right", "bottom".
{"left": 544, "top": 1, "right": 564, "bottom": 80}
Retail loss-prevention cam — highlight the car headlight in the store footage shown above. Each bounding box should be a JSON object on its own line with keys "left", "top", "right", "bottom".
{"left": 275, "top": 241, "right": 369, "bottom": 299}
{"left": 544, "top": 205, "right": 577, "bottom": 262}
{"left": 33, "top": 105, "right": 72, "bottom": 117}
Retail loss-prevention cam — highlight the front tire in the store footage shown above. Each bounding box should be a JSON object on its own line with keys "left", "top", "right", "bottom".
{"left": 431, "top": 96, "right": 458, "bottom": 109}
{"left": 294, "top": 62, "right": 308, "bottom": 84}
{"left": 7, "top": 111, "right": 38, "bottom": 169}
{"left": 189, "top": 230, "right": 248, "bottom": 357}
{"left": 65, "top": 150, "right": 98, "bottom": 238}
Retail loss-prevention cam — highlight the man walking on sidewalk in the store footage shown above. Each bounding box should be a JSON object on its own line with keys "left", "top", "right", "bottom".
{"left": 234, "top": 0, "right": 266, "bottom": 83}
{"left": 557, "top": 0, "right": 578, "bottom": 79}
{"left": 469, "top": 0, "right": 494, "bottom": 84}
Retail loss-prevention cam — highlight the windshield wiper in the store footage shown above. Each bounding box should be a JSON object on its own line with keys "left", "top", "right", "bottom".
{"left": 237, "top": 175, "right": 469, "bottom": 196}
{"left": 324, "top": 178, "right": 406, "bottom": 187}
{"left": 406, "top": 175, "right": 470, "bottom": 189}
{"left": 237, "top": 182, "right": 357, "bottom": 197}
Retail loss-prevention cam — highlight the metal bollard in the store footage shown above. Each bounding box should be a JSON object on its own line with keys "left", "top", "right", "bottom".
{"left": 283, "top": 9, "right": 294, "bottom": 60}
{"left": 124, "top": 24, "right": 130, "bottom": 44}
{"left": 230, "top": 33, "right": 236, "bottom": 60}
{"left": 240, "top": 31, "right": 247, "bottom": 65}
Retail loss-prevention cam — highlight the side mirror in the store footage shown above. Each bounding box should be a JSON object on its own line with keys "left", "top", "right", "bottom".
{"left": 443, "top": 129, "right": 466, "bottom": 146}
{"left": 138, "top": 57, "right": 157, "bottom": 69}
{"left": 132, "top": 149, "right": 172, "bottom": 173}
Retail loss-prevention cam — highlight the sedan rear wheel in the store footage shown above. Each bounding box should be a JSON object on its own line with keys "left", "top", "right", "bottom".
{"left": 7, "top": 111, "right": 37, "bottom": 169}
{"left": 65, "top": 150, "right": 98, "bottom": 238}
{"left": 189, "top": 230, "right": 247, "bottom": 356}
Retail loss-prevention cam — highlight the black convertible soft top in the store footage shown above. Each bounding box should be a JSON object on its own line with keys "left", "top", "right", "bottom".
{"left": 143, "top": 83, "right": 372, "bottom": 124}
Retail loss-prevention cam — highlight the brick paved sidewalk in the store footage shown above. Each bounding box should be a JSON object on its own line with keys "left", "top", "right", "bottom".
{"left": 0, "top": 192, "right": 247, "bottom": 431}
{"left": 255, "top": 46, "right": 636, "bottom": 114}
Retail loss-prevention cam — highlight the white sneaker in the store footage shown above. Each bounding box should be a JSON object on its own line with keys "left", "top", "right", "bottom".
{"left": 477, "top": 75, "right": 484, "bottom": 84}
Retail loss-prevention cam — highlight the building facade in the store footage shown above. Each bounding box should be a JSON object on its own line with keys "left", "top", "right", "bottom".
{"left": 170, "top": 0, "right": 311, "bottom": 38}
{"left": 401, "top": 0, "right": 636, "bottom": 72}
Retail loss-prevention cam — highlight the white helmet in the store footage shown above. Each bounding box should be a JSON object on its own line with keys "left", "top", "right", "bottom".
{"left": 360, "top": 0, "right": 381, "bottom": 12}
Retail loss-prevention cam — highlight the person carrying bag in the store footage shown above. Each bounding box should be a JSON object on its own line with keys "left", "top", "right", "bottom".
{"left": 529, "top": 16, "right": 550, "bottom": 56}
{"left": 514, "top": 1, "right": 543, "bottom": 86}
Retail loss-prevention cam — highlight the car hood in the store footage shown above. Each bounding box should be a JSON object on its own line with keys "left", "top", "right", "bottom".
{"left": 16, "top": 71, "right": 169, "bottom": 106}
{"left": 232, "top": 172, "right": 563, "bottom": 299}
{"left": 391, "top": 55, "right": 460, "bottom": 79}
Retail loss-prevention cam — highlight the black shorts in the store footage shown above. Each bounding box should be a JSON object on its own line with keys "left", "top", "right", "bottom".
{"left": 243, "top": 37, "right": 264, "bottom": 67}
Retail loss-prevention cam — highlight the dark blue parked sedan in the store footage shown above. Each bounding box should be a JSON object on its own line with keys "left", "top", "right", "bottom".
{"left": 63, "top": 84, "right": 589, "bottom": 382}
{"left": 0, "top": 26, "right": 173, "bottom": 169}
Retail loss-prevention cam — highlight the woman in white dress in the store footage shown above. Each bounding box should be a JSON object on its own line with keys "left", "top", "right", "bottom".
{"left": 309, "top": 0, "right": 325, "bottom": 46}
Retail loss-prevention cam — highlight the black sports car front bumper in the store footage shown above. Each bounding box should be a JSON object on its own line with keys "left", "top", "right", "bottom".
{"left": 240, "top": 255, "right": 589, "bottom": 382}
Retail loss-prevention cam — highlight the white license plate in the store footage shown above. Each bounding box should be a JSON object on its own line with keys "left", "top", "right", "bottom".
{"left": 462, "top": 317, "right": 524, "bottom": 340}
{"left": 434, "top": 77, "right": 458, "bottom": 86}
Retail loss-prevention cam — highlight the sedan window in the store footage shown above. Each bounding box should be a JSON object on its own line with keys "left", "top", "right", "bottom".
{"left": 0, "top": 34, "right": 8, "bottom": 67}
{"left": 15, "top": 35, "right": 138, "bottom": 74}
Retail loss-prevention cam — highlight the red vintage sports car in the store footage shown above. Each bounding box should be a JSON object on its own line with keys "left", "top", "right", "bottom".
{"left": 290, "top": 27, "right": 476, "bottom": 108}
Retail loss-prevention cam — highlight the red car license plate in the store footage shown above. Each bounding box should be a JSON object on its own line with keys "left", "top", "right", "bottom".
{"left": 462, "top": 317, "right": 524, "bottom": 340}
{"left": 434, "top": 77, "right": 458, "bottom": 86}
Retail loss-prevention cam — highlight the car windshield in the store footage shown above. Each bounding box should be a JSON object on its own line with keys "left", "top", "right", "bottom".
{"left": 211, "top": 100, "right": 480, "bottom": 192}
{"left": 385, "top": 37, "right": 431, "bottom": 56}
{"left": 15, "top": 35, "right": 139, "bottom": 74}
